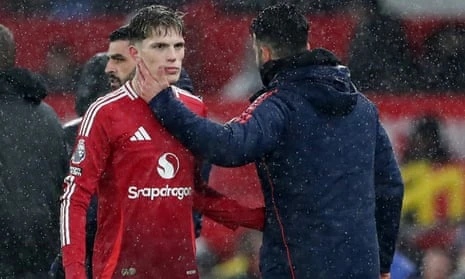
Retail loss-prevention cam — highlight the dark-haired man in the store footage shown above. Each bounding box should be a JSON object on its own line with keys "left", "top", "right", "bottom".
{"left": 135, "top": 3, "right": 404, "bottom": 279}
{"left": 61, "top": 5, "right": 263, "bottom": 279}
{"left": 105, "top": 25, "right": 134, "bottom": 90}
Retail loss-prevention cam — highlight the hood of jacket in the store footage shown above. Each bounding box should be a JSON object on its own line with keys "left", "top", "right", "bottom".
{"left": 75, "top": 53, "right": 111, "bottom": 116}
{"left": 256, "top": 48, "right": 358, "bottom": 116}
{"left": 0, "top": 67, "right": 47, "bottom": 104}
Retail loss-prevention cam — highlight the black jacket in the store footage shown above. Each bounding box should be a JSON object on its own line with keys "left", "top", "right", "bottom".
{"left": 0, "top": 68, "right": 68, "bottom": 277}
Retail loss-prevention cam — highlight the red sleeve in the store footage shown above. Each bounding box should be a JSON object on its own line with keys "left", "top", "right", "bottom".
{"left": 193, "top": 179, "right": 265, "bottom": 231}
{"left": 60, "top": 107, "right": 111, "bottom": 277}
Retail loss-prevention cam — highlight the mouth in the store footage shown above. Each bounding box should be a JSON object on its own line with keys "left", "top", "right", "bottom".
{"left": 108, "top": 76, "right": 122, "bottom": 88}
{"left": 164, "top": 67, "right": 180, "bottom": 75}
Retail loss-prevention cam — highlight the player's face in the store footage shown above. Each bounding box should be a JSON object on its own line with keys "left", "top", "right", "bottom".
{"left": 105, "top": 40, "right": 136, "bottom": 90}
{"left": 136, "top": 27, "right": 185, "bottom": 85}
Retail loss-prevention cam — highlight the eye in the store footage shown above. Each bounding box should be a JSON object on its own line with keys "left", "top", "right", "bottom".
{"left": 152, "top": 43, "right": 166, "bottom": 49}
{"left": 174, "top": 43, "right": 185, "bottom": 49}
{"left": 109, "top": 55, "right": 125, "bottom": 62}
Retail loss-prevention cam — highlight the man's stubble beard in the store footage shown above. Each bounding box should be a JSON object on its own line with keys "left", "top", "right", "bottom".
{"left": 125, "top": 68, "right": 136, "bottom": 84}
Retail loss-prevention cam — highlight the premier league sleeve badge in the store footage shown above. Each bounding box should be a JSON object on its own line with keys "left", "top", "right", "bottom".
{"left": 71, "top": 139, "right": 86, "bottom": 164}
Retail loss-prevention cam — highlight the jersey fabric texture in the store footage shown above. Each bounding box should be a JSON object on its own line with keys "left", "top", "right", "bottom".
{"left": 61, "top": 82, "right": 208, "bottom": 279}
{"left": 147, "top": 48, "right": 404, "bottom": 278}
{"left": 59, "top": 63, "right": 202, "bottom": 279}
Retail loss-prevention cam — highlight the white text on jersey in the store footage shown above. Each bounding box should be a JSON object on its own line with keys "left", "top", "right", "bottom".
{"left": 128, "top": 185, "right": 192, "bottom": 200}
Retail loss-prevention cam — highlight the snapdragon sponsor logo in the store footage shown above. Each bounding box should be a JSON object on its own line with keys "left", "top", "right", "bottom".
{"left": 157, "top": 153, "right": 180, "bottom": 179}
{"left": 128, "top": 185, "right": 192, "bottom": 200}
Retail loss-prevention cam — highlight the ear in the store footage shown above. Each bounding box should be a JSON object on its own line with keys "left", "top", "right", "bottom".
{"left": 261, "top": 45, "right": 272, "bottom": 63}
{"left": 307, "top": 42, "right": 311, "bottom": 50}
{"left": 128, "top": 45, "right": 139, "bottom": 60}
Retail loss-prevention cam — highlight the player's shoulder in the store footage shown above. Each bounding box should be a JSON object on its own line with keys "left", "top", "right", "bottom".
{"left": 171, "top": 85, "right": 203, "bottom": 105}
{"left": 171, "top": 85, "right": 206, "bottom": 115}
{"left": 78, "top": 86, "right": 133, "bottom": 137}
{"left": 85, "top": 86, "right": 134, "bottom": 117}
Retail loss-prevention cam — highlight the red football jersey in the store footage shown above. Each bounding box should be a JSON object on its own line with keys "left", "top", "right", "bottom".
{"left": 61, "top": 82, "right": 207, "bottom": 279}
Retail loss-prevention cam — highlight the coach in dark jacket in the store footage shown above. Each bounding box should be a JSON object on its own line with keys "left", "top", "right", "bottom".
{"left": 135, "top": 4, "right": 404, "bottom": 279}
{"left": 0, "top": 24, "right": 68, "bottom": 279}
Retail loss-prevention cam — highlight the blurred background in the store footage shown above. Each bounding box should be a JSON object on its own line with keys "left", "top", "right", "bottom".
{"left": 3, "top": 0, "right": 465, "bottom": 278}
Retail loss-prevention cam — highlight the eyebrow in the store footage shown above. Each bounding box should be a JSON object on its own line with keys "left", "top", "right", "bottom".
{"left": 151, "top": 42, "right": 169, "bottom": 47}
{"left": 150, "top": 40, "right": 185, "bottom": 47}
{"left": 108, "top": 54, "right": 126, "bottom": 59}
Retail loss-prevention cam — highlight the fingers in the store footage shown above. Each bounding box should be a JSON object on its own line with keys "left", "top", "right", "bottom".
{"left": 136, "top": 58, "right": 146, "bottom": 82}
{"left": 136, "top": 59, "right": 167, "bottom": 87}
{"left": 140, "top": 58, "right": 154, "bottom": 79}
{"left": 133, "top": 59, "right": 169, "bottom": 103}
{"left": 154, "top": 66, "right": 169, "bottom": 87}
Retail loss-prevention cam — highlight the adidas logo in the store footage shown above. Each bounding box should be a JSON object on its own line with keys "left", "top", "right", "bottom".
{"left": 130, "top": 126, "right": 151, "bottom": 141}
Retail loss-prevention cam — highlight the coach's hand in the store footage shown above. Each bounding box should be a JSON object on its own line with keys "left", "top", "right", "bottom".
{"left": 134, "top": 58, "right": 169, "bottom": 103}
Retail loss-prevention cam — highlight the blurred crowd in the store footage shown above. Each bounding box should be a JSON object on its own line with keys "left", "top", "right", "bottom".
{"left": 3, "top": 0, "right": 465, "bottom": 278}
{"left": 1, "top": 0, "right": 366, "bottom": 18}
{"left": 394, "top": 114, "right": 465, "bottom": 279}
{"left": 3, "top": 0, "right": 465, "bottom": 96}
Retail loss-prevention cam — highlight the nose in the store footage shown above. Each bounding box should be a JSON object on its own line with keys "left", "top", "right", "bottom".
{"left": 166, "top": 47, "right": 176, "bottom": 62}
{"left": 105, "top": 60, "right": 115, "bottom": 74}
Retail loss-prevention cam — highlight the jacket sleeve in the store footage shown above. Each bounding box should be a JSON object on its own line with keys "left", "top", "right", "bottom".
{"left": 148, "top": 88, "right": 288, "bottom": 167}
{"left": 374, "top": 117, "right": 404, "bottom": 274}
{"left": 60, "top": 109, "right": 111, "bottom": 279}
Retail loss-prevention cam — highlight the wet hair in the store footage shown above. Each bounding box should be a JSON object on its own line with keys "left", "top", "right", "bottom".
{"left": 127, "top": 5, "right": 184, "bottom": 44}
{"left": 250, "top": 3, "right": 309, "bottom": 58}
{"left": 109, "top": 25, "right": 131, "bottom": 42}
{"left": 0, "top": 24, "right": 16, "bottom": 69}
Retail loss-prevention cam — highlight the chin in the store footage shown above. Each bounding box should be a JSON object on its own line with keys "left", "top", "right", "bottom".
{"left": 168, "top": 75, "right": 180, "bottom": 85}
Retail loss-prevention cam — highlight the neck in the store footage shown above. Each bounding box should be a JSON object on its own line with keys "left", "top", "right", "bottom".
{"left": 130, "top": 78, "right": 141, "bottom": 94}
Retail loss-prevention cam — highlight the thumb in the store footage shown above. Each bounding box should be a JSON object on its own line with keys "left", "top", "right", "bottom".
{"left": 154, "top": 66, "right": 170, "bottom": 88}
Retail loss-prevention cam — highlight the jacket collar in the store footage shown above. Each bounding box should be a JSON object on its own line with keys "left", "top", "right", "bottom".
{"left": 259, "top": 48, "right": 341, "bottom": 87}
{"left": 0, "top": 68, "right": 47, "bottom": 104}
